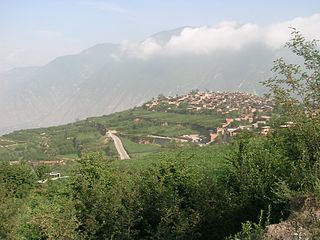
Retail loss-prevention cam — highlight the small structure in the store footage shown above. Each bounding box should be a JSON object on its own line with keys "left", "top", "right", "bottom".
{"left": 37, "top": 179, "right": 48, "bottom": 184}
{"left": 210, "top": 132, "right": 218, "bottom": 142}
{"left": 226, "top": 118, "right": 234, "bottom": 124}
{"left": 226, "top": 127, "right": 241, "bottom": 137}
{"left": 49, "top": 171, "right": 61, "bottom": 180}
{"left": 181, "top": 134, "right": 200, "bottom": 143}
{"left": 280, "top": 121, "right": 295, "bottom": 128}
{"left": 261, "top": 126, "right": 272, "bottom": 136}
{"left": 239, "top": 125, "right": 252, "bottom": 130}
{"left": 133, "top": 118, "right": 140, "bottom": 122}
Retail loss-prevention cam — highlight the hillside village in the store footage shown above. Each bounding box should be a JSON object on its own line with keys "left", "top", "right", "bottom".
{"left": 143, "top": 91, "right": 275, "bottom": 143}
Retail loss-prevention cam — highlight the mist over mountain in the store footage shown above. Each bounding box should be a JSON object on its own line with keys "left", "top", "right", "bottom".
{"left": 0, "top": 24, "right": 310, "bottom": 134}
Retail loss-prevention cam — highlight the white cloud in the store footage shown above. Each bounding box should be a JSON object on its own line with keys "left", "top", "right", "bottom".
{"left": 120, "top": 38, "right": 162, "bottom": 60}
{"left": 165, "top": 22, "right": 260, "bottom": 54}
{"left": 264, "top": 13, "right": 320, "bottom": 49}
{"left": 119, "top": 13, "right": 320, "bottom": 60}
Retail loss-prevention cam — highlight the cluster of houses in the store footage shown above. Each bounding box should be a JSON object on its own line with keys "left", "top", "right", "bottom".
{"left": 171, "top": 113, "right": 274, "bottom": 145}
{"left": 144, "top": 91, "right": 274, "bottom": 116}
{"left": 209, "top": 114, "right": 273, "bottom": 143}
{"left": 144, "top": 91, "right": 276, "bottom": 143}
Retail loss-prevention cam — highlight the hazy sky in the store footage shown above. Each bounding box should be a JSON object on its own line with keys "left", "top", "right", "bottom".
{"left": 1, "top": 0, "right": 320, "bottom": 72}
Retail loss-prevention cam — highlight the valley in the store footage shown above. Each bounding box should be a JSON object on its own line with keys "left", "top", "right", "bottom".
{"left": 1, "top": 26, "right": 320, "bottom": 239}
{"left": 2, "top": 2, "right": 320, "bottom": 239}
{"left": 0, "top": 91, "right": 273, "bottom": 166}
{"left": 0, "top": 26, "right": 278, "bottom": 135}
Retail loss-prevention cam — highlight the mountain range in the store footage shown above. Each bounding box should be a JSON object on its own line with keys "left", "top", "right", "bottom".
{"left": 0, "top": 26, "right": 286, "bottom": 135}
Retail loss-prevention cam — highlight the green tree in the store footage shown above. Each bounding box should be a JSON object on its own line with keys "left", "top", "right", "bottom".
{"left": 0, "top": 162, "right": 36, "bottom": 239}
{"left": 264, "top": 28, "right": 320, "bottom": 117}
{"left": 34, "top": 164, "right": 51, "bottom": 181}
{"left": 263, "top": 29, "right": 320, "bottom": 188}
{"left": 0, "top": 161, "right": 36, "bottom": 198}
{"left": 22, "top": 183, "right": 79, "bottom": 240}
{"left": 71, "top": 152, "right": 135, "bottom": 239}
{"left": 190, "top": 89, "right": 199, "bottom": 96}
{"left": 133, "top": 153, "right": 211, "bottom": 239}
{"left": 157, "top": 93, "right": 166, "bottom": 100}
{"left": 219, "top": 30, "right": 320, "bottom": 238}
{"left": 0, "top": 185, "right": 26, "bottom": 239}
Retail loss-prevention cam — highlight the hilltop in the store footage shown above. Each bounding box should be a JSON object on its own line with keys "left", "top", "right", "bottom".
{"left": 1, "top": 22, "right": 320, "bottom": 240}
{"left": 0, "top": 25, "right": 286, "bottom": 134}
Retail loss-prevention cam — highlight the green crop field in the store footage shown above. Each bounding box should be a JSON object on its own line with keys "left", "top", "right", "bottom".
{"left": 0, "top": 107, "right": 228, "bottom": 162}
{"left": 0, "top": 139, "right": 15, "bottom": 146}
{"left": 112, "top": 143, "right": 231, "bottom": 177}
{"left": 120, "top": 137, "right": 161, "bottom": 156}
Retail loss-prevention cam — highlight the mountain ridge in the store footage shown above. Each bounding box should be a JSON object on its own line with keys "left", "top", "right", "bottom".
{"left": 0, "top": 27, "right": 283, "bottom": 135}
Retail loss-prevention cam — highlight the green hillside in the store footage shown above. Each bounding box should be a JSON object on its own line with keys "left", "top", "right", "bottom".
{"left": 1, "top": 32, "right": 320, "bottom": 239}
{"left": 0, "top": 107, "right": 225, "bottom": 162}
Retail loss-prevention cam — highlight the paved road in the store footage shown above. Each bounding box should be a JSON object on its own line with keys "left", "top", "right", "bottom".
{"left": 107, "top": 131, "right": 130, "bottom": 160}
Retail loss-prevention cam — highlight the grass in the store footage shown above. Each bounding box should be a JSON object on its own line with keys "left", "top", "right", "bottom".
{"left": 113, "top": 143, "right": 231, "bottom": 177}
{"left": 131, "top": 108, "right": 224, "bottom": 128}
{"left": 120, "top": 137, "right": 161, "bottom": 157}
{"left": 89, "top": 108, "right": 224, "bottom": 136}
{"left": 128, "top": 124, "right": 196, "bottom": 137}
{"left": 0, "top": 139, "right": 15, "bottom": 146}
{"left": 102, "top": 139, "right": 118, "bottom": 158}
{"left": 0, "top": 105, "right": 233, "bottom": 188}
{"left": 0, "top": 148, "right": 13, "bottom": 161}
{"left": 59, "top": 153, "right": 79, "bottom": 160}
{"left": 0, "top": 107, "right": 229, "bottom": 163}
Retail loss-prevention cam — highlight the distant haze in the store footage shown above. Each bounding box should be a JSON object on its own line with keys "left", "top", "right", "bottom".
{"left": 0, "top": 10, "right": 320, "bottom": 134}
{"left": 1, "top": 0, "right": 320, "bottom": 72}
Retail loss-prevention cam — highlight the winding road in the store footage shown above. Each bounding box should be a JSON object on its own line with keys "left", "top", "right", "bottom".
{"left": 106, "top": 130, "right": 130, "bottom": 160}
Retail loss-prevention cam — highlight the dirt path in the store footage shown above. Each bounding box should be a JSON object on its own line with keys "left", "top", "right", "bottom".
{"left": 105, "top": 130, "right": 130, "bottom": 160}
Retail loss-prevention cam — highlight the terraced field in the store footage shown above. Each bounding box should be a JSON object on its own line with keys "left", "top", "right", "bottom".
{"left": 0, "top": 107, "right": 225, "bottom": 163}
